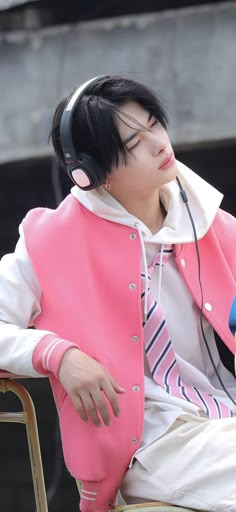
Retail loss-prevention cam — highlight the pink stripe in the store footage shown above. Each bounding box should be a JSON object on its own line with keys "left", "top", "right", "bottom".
{"left": 143, "top": 316, "right": 163, "bottom": 347}
{"left": 151, "top": 342, "right": 174, "bottom": 375}
{"left": 141, "top": 253, "right": 232, "bottom": 420}
{"left": 163, "top": 357, "right": 179, "bottom": 383}
{"left": 146, "top": 327, "right": 170, "bottom": 363}
{"left": 167, "top": 383, "right": 220, "bottom": 419}
{"left": 151, "top": 246, "right": 173, "bottom": 269}
{"left": 218, "top": 400, "right": 231, "bottom": 418}
{"left": 143, "top": 303, "right": 167, "bottom": 342}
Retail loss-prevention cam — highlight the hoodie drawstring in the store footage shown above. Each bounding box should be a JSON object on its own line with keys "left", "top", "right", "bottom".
{"left": 135, "top": 223, "right": 149, "bottom": 323}
{"left": 158, "top": 244, "right": 164, "bottom": 305}
{"left": 135, "top": 223, "right": 173, "bottom": 324}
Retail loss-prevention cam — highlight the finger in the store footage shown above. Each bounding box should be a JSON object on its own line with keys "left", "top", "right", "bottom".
{"left": 102, "top": 383, "right": 121, "bottom": 418}
{"left": 79, "top": 391, "right": 103, "bottom": 427}
{"left": 72, "top": 394, "right": 89, "bottom": 423}
{"left": 109, "top": 375, "right": 126, "bottom": 394}
{"left": 90, "top": 388, "right": 112, "bottom": 426}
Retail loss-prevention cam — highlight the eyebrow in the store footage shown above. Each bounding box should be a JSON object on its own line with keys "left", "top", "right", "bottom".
{"left": 122, "top": 112, "right": 153, "bottom": 145}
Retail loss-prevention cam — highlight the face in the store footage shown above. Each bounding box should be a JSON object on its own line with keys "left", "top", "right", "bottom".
{"left": 107, "top": 101, "right": 178, "bottom": 199}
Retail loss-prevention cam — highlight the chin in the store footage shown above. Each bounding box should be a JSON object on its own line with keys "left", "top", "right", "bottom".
{"left": 162, "top": 165, "right": 178, "bottom": 184}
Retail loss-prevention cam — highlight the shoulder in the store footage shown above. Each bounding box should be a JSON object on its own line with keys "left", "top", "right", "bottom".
{"left": 211, "top": 208, "right": 236, "bottom": 241}
{"left": 22, "top": 194, "right": 84, "bottom": 255}
{"left": 22, "top": 194, "right": 93, "bottom": 241}
{"left": 23, "top": 194, "right": 80, "bottom": 229}
{"left": 210, "top": 209, "right": 236, "bottom": 272}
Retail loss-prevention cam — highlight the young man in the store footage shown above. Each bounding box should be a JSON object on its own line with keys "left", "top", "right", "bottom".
{"left": 0, "top": 75, "right": 236, "bottom": 512}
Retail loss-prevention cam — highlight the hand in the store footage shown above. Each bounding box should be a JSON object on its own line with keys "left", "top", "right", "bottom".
{"left": 58, "top": 348, "right": 125, "bottom": 427}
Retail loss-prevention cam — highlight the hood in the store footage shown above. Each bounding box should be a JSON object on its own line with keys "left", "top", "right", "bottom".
{"left": 71, "top": 160, "right": 223, "bottom": 244}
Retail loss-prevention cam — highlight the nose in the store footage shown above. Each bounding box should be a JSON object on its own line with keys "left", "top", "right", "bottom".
{"left": 150, "top": 133, "right": 166, "bottom": 157}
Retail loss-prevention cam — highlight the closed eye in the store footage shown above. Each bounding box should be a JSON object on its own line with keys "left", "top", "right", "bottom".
{"left": 150, "top": 118, "right": 158, "bottom": 128}
{"left": 124, "top": 114, "right": 160, "bottom": 153}
{"left": 127, "top": 119, "right": 158, "bottom": 151}
{"left": 127, "top": 138, "right": 141, "bottom": 151}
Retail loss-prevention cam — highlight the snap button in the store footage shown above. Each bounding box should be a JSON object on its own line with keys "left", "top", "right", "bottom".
{"left": 132, "top": 335, "right": 139, "bottom": 342}
{"left": 181, "top": 258, "right": 185, "bottom": 267}
{"left": 132, "top": 437, "right": 138, "bottom": 443}
{"left": 130, "top": 233, "right": 136, "bottom": 240}
{"left": 204, "top": 302, "right": 212, "bottom": 311}
{"left": 133, "top": 385, "right": 140, "bottom": 392}
{"left": 129, "top": 283, "right": 136, "bottom": 290}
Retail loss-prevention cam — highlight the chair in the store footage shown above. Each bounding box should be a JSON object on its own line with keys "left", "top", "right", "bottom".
{"left": 0, "top": 370, "right": 48, "bottom": 512}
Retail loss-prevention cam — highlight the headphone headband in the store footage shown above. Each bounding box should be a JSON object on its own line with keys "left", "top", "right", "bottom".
{"left": 59, "top": 74, "right": 110, "bottom": 190}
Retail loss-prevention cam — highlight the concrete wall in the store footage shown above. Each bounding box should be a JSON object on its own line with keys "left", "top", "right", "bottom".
{"left": 0, "top": 1, "right": 236, "bottom": 164}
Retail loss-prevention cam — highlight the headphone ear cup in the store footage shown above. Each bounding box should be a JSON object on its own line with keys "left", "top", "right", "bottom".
{"left": 68, "top": 152, "right": 105, "bottom": 190}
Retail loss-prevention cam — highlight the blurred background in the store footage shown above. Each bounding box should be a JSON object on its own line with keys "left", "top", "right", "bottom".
{"left": 0, "top": 0, "right": 236, "bottom": 510}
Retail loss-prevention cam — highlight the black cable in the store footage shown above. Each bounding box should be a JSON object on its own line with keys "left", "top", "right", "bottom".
{"left": 176, "top": 176, "right": 236, "bottom": 407}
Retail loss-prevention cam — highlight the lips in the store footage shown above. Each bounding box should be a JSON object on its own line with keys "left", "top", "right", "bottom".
{"left": 159, "top": 153, "right": 174, "bottom": 169}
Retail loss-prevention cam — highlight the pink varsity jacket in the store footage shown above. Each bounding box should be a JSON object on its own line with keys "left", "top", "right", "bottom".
{"left": 22, "top": 194, "right": 236, "bottom": 511}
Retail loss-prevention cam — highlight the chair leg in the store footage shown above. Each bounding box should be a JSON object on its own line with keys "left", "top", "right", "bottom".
{"left": 0, "top": 379, "right": 48, "bottom": 512}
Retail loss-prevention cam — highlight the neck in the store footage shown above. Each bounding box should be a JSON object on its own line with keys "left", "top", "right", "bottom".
{"left": 110, "top": 189, "right": 166, "bottom": 234}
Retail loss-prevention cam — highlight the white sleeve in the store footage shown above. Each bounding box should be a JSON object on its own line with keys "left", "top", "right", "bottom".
{"left": 0, "top": 226, "right": 56, "bottom": 377}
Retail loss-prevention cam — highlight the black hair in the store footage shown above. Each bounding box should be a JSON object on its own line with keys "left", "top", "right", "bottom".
{"left": 50, "top": 75, "right": 168, "bottom": 178}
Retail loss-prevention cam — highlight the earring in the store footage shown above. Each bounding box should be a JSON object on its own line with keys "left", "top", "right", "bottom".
{"left": 105, "top": 180, "right": 111, "bottom": 191}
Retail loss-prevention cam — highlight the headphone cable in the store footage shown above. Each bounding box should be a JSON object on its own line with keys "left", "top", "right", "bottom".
{"left": 176, "top": 176, "right": 236, "bottom": 407}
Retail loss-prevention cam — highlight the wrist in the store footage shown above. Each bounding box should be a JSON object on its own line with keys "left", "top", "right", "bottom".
{"left": 33, "top": 334, "right": 79, "bottom": 378}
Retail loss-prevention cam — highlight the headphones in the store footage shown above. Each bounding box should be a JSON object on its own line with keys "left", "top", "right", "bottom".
{"left": 60, "top": 75, "right": 109, "bottom": 191}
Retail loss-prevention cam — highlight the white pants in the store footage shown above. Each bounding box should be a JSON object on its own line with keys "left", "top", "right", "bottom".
{"left": 120, "top": 415, "right": 236, "bottom": 511}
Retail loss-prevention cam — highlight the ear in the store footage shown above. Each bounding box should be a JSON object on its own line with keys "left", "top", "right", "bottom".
{"left": 103, "top": 179, "right": 111, "bottom": 191}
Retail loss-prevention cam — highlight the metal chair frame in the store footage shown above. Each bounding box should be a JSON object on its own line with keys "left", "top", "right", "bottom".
{"left": 115, "top": 503, "right": 191, "bottom": 511}
{"left": 0, "top": 371, "right": 48, "bottom": 512}
{"left": 116, "top": 506, "right": 197, "bottom": 511}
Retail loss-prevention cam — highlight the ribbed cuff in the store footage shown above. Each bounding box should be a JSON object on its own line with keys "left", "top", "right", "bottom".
{"left": 33, "top": 334, "right": 79, "bottom": 378}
